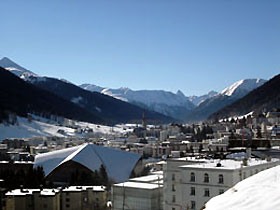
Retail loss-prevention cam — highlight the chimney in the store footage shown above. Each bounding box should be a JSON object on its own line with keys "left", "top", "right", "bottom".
{"left": 243, "top": 158, "right": 248, "bottom": 166}
{"left": 216, "top": 162, "right": 222, "bottom": 167}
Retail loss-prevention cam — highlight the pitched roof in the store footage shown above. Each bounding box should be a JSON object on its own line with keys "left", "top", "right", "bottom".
{"left": 34, "top": 144, "right": 141, "bottom": 183}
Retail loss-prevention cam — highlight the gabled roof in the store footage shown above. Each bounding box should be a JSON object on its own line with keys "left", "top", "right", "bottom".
{"left": 34, "top": 144, "right": 141, "bottom": 183}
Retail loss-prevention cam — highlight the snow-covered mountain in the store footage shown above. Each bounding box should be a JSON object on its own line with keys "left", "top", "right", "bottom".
{"left": 0, "top": 57, "right": 71, "bottom": 84}
{"left": 0, "top": 57, "right": 38, "bottom": 79}
{"left": 221, "top": 79, "right": 267, "bottom": 98}
{"left": 80, "top": 84, "right": 195, "bottom": 121}
{"left": 0, "top": 58, "right": 174, "bottom": 124}
{"left": 1, "top": 57, "right": 268, "bottom": 123}
{"left": 189, "top": 91, "right": 218, "bottom": 106}
{"left": 80, "top": 84, "right": 105, "bottom": 93}
{"left": 186, "top": 79, "right": 267, "bottom": 122}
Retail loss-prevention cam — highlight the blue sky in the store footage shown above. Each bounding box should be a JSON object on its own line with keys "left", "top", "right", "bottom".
{"left": 1, "top": 0, "right": 279, "bottom": 96}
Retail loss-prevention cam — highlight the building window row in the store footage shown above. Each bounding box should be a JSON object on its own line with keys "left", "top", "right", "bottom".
{"left": 190, "top": 187, "right": 225, "bottom": 197}
{"left": 190, "top": 172, "right": 224, "bottom": 184}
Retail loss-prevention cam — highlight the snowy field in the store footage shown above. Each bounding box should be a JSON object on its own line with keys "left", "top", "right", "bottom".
{"left": 205, "top": 165, "right": 280, "bottom": 210}
{"left": 0, "top": 117, "right": 134, "bottom": 141}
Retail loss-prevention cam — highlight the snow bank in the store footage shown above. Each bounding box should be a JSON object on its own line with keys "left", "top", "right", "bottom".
{"left": 204, "top": 165, "right": 280, "bottom": 210}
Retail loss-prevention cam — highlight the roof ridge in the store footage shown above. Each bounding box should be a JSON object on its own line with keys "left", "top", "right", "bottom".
{"left": 89, "top": 144, "right": 107, "bottom": 171}
{"left": 54, "top": 144, "right": 88, "bottom": 171}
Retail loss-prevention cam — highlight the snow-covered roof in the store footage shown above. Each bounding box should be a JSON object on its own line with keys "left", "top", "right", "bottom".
{"left": 129, "top": 174, "right": 163, "bottom": 183}
{"left": 205, "top": 165, "right": 280, "bottom": 210}
{"left": 180, "top": 158, "right": 279, "bottom": 170}
{"left": 34, "top": 143, "right": 141, "bottom": 183}
{"left": 114, "top": 182, "right": 161, "bottom": 190}
{"left": 6, "top": 189, "right": 59, "bottom": 196}
{"left": 62, "top": 186, "right": 105, "bottom": 192}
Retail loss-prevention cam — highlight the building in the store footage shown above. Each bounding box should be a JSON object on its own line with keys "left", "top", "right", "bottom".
{"left": 112, "top": 173, "right": 163, "bottom": 210}
{"left": 5, "top": 188, "right": 60, "bottom": 210}
{"left": 4, "top": 186, "right": 106, "bottom": 210}
{"left": 164, "top": 157, "right": 280, "bottom": 210}
{"left": 61, "top": 186, "right": 107, "bottom": 210}
{"left": 163, "top": 157, "right": 207, "bottom": 210}
{"left": 34, "top": 143, "right": 142, "bottom": 185}
{"left": 266, "top": 112, "right": 280, "bottom": 125}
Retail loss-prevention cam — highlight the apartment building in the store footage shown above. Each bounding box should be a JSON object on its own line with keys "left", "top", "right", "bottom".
{"left": 4, "top": 186, "right": 106, "bottom": 210}
{"left": 5, "top": 188, "right": 60, "bottom": 210}
{"left": 61, "top": 186, "right": 107, "bottom": 210}
{"left": 163, "top": 157, "right": 207, "bottom": 210}
{"left": 164, "top": 157, "right": 280, "bottom": 210}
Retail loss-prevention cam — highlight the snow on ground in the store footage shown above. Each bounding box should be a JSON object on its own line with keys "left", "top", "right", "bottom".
{"left": 0, "top": 117, "right": 76, "bottom": 140}
{"left": 0, "top": 117, "right": 132, "bottom": 141}
{"left": 204, "top": 165, "right": 280, "bottom": 210}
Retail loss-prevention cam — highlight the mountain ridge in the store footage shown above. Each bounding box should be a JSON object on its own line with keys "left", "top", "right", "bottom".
{"left": 208, "top": 74, "right": 280, "bottom": 121}
{"left": 185, "top": 79, "right": 267, "bottom": 122}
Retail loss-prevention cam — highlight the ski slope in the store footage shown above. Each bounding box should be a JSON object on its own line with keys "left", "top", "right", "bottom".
{"left": 0, "top": 117, "right": 132, "bottom": 141}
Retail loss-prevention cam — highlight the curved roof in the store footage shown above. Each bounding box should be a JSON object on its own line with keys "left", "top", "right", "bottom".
{"left": 34, "top": 144, "right": 141, "bottom": 183}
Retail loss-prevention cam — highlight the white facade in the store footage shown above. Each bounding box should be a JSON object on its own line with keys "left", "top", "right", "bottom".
{"left": 164, "top": 158, "right": 280, "bottom": 210}
{"left": 112, "top": 174, "right": 163, "bottom": 210}
{"left": 163, "top": 158, "right": 207, "bottom": 210}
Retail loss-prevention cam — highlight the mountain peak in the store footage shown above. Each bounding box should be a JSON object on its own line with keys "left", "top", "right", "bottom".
{"left": 0, "top": 57, "right": 37, "bottom": 78}
{"left": 221, "top": 79, "right": 267, "bottom": 97}
{"left": 0, "top": 57, "right": 26, "bottom": 71}
{"left": 176, "top": 90, "right": 185, "bottom": 97}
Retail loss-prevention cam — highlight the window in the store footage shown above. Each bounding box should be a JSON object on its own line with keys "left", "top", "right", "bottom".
{"left": 204, "top": 188, "right": 210, "bottom": 197}
{"left": 172, "top": 208, "right": 176, "bottom": 210}
{"left": 204, "top": 173, "right": 209, "bottom": 183}
{"left": 66, "top": 204, "right": 70, "bottom": 208}
{"left": 243, "top": 172, "right": 246, "bottom": 179}
{"left": 172, "top": 184, "right": 176, "bottom": 192}
{"left": 190, "top": 187, "right": 195, "bottom": 196}
{"left": 191, "top": 201, "right": 196, "bottom": 209}
{"left": 172, "top": 174, "right": 175, "bottom": 181}
{"left": 219, "top": 189, "right": 224, "bottom": 195}
{"left": 190, "top": 172, "right": 195, "bottom": 182}
{"left": 172, "top": 195, "right": 176, "bottom": 203}
{"left": 218, "top": 174, "right": 224, "bottom": 184}
{"left": 66, "top": 198, "right": 70, "bottom": 202}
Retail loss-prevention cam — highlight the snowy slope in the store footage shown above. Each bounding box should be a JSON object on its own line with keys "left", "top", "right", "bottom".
{"left": 221, "top": 79, "right": 266, "bottom": 98}
{"left": 189, "top": 91, "right": 218, "bottom": 106}
{"left": 0, "top": 57, "right": 38, "bottom": 79}
{"left": 205, "top": 165, "right": 280, "bottom": 210}
{"left": 186, "top": 79, "right": 267, "bottom": 122}
{"left": 0, "top": 57, "right": 72, "bottom": 84}
{"left": 0, "top": 116, "right": 131, "bottom": 141}
{"left": 80, "top": 84, "right": 104, "bottom": 93}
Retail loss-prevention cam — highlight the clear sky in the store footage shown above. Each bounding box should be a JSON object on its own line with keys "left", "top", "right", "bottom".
{"left": 1, "top": 0, "right": 279, "bottom": 96}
